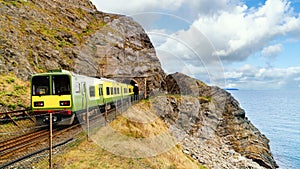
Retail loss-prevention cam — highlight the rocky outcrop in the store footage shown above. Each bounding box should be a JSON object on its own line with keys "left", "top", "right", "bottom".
{"left": 162, "top": 72, "right": 278, "bottom": 168}
{"left": 73, "top": 16, "right": 166, "bottom": 95}
{"left": 1, "top": 0, "right": 101, "bottom": 78}
{"left": 0, "top": 0, "right": 165, "bottom": 94}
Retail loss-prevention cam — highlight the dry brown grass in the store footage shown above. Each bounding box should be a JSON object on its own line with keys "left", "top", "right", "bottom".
{"left": 41, "top": 100, "right": 207, "bottom": 169}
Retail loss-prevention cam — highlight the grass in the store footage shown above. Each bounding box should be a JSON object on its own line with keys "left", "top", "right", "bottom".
{"left": 0, "top": 73, "right": 30, "bottom": 110}
{"left": 33, "top": 100, "right": 207, "bottom": 169}
{"left": 0, "top": 0, "right": 27, "bottom": 7}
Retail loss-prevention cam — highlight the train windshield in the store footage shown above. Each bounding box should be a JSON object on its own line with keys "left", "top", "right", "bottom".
{"left": 32, "top": 75, "right": 71, "bottom": 96}
{"left": 32, "top": 76, "right": 50, "bottom": 96}
{"left": 52, "top": 75, "right": 71, "bottom": 95}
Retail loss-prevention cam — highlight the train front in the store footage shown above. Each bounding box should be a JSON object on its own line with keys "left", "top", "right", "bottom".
{"left": 31, "top": 71, "right": 74, "bottom": 125}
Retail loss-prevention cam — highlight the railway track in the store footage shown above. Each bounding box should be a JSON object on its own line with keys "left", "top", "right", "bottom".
{"left": 0, "top": 124, "right": 82, "bottom": 168}
{"left": 0, "top": 109, "right": 34, "bottom": 127}
{"left": 0, "top": 99, "right": 136, "bottom": 168}
{"left": 0, "top": 128, "right": 50, "bottom": 159}
{"left": 0, "top": 110, "right": 117, "bottom": 168}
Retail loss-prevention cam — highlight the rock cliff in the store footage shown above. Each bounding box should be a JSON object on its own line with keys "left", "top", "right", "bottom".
{"left": 0, "top": 0, "right": 165, "bottom": 94}
{"left": 163, "top": 72, "right": 278, "bottom": 168}
{"left": 0, "top": 0, "right": 277, "bottom": 168}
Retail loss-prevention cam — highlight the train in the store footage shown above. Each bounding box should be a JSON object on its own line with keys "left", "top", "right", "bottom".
{"left": 30, "top": 69, "right": 134, "bottom": 125}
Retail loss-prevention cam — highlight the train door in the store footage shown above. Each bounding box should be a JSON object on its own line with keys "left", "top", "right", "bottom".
{"left": 99, "top": 84, "right": 104, "bottom": 104}
{"left": 81, "top": 82, "right": 87, "bottom": 110}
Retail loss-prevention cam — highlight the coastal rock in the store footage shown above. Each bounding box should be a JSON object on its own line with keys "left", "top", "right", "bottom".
{"left": 162, "top": 72, "right": 278, "bottom": 169}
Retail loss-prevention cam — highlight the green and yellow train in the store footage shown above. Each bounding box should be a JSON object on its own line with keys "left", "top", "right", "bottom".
{"left": 31, "top": 69, "right": 134, "bottom": 125}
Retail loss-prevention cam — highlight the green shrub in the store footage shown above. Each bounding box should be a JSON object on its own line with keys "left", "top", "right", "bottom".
{"left": 8, "top": 103, "right": 16, "bottom": 109}
{"left": 6, "top": 78, "right": 15, "bottom": 84}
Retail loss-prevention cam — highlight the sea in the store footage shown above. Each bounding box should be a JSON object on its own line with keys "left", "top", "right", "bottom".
{"left": 229, "top": 90, "right": 300, "bottom": 169}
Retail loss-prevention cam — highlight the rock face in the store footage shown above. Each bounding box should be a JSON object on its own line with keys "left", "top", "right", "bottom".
{"left": 0, "top": 0, "right": 165, "bottom": 94}
{"left": 162, "top": 72, "right": 278, "bottom": 169}
{"left": 74, "top": 16, "right": 166, "bottom": 96}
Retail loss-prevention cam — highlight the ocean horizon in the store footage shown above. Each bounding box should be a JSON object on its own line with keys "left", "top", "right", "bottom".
{"left": 229, "top": 89, "right": 300, "bottom": 169}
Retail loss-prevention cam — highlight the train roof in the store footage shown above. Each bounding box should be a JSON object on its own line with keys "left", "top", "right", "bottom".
{"left": 31, "top": 69, "right": 71, "bottom": 77}
{"left": 31, "top": 69, "right": 129, "bottom": 84}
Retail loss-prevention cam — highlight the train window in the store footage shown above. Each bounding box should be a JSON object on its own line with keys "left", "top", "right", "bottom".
{"left": 75, "top": 83, "right": 80, "bottom": 93}
{"left": 89, "top": 86, "right": 95, "bottom": 97}
{"left": 52, "top": 75, "right": 71, "bottom": 95}
{"left": 106, "top": 87, "right": 110, "bottom": 95}
{"left": 111, "top": 87, "right": 113, "bottom": 95}
{"left": 114, "top": 88, "right": 117, "bottom": 95}
{"left": 117, "top": 88, "right": 120, "bottom": 94}
{"left": 99, "top": 85, "right": 103, "bottom": 96}
{"left": 32, "top": 76, "right": 50, "bottom": 96}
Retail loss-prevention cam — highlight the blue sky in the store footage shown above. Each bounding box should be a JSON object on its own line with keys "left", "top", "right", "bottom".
{"left": 91, "top": 0, "right": 300, "bottom": 90}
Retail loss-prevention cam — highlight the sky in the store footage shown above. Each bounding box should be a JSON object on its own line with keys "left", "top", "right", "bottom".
{"left": 90, "top": 0, "right": 300, "bottom": 90}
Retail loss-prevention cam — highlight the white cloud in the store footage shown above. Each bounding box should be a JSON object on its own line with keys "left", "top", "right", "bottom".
{"left": 90, "top": 0, "right": 234, "bottom": 21}
{"left": 154, "top": 26, "right": 226, "bottom": 86}
{"left": 151, "top": 0, "right": 300, "bottom": 89}
{"left": 224, "top": 71, "right": 243, "bottom": 79}
{"left": 91, "top": 0, "right": 300, "bottom": 65}
{"left": 261, "top": 44, "right": 283, "bottom": 58}
{"left": 90, "top": 0, "right": 184, "bottom": 14}
{"left": 147, "top": 29, "right": 170, "bottom": 47}
{"left": 120, "top": 0, "right": 300, "bottom": 87}
{"left": 182, "top": 0, "right": 237, "bottom": 17}
{"left": 224, "top": 65, "right": 300, "bottom": 89}
{"left": 192, "top": 0, "right": 300, "bottom": 62}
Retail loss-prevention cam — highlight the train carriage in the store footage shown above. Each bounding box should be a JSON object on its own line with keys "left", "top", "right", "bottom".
{"left": 31, "top": 69, "right": 134, "bottom": 125}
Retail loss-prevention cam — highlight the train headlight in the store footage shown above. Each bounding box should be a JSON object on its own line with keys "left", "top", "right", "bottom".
{"left": 34, "top": 101, "right": 44, "bottom": 107}
{"left": 53, "top": 116, "right": 57, "bottom": 122}
{"left": 60, "top": 100, "right": 70, "bottom": 106}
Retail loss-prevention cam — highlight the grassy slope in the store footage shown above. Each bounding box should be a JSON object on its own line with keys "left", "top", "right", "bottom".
{"left": 0, "top": 0, "right": 107, "bottom": 110}
{"left": 0, "top": 73, "right": 30, "bottom": 110}
{"left": 0, "top": 0, "right": 107, "bottom": 73}
{"left": 40, "top": 100, "right": 207, "bottom": 169}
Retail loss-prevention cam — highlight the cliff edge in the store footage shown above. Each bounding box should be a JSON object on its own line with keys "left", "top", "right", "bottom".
{"left": 163, "top": 72, "right": 278, "bottom": 168}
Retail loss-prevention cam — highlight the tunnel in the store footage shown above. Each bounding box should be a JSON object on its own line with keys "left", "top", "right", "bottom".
{"left": 130, "top": 80, "right": 139, "bottom": 100}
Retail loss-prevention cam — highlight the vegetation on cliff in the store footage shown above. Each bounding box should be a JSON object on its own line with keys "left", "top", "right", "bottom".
{"left": 0, "top": 0, "right": 109, "bottom": 77}
{"left": 36, "top": 101, "right": 206, "bottom": 169}
{"left": 0, "top": 72, "right": 30, "bottom": 111}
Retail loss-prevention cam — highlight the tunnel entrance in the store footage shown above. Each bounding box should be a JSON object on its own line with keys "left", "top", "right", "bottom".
{"left": 130, "top": 80, "right": 139, "bottom": 100}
